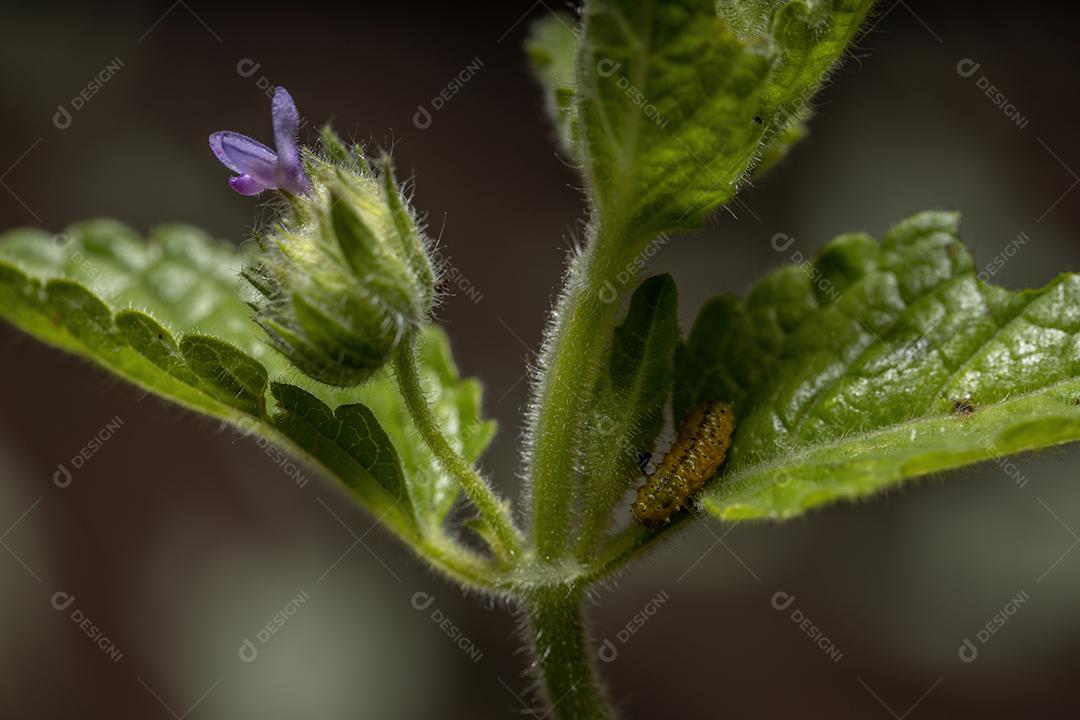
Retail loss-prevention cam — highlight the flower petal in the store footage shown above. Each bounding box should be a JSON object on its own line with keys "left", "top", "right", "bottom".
{"left": 271, "top": 87, "right": 301, "bottom": 166}
{"left": 279, "top": 167, "right": 313, "bottom": 195}
{"left": 209, "top": 131, "right": 279, "bottom": 182}
{"left": 228, "top": 174, "right": 269, "bottom": 195}
{"left": 209, "top": 89, "right": 313, "bottom": 196}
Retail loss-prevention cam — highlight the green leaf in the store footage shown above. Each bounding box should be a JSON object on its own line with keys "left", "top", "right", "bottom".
{"left": 0, "top": 221, "right": 494, "bottom": 536}
{"left": 576, "top": 0, "right": 874, "bottom": 239}
{"left": 115, "top": 310, "right": 202, "bottom": 387}
{"left": 577, "top": 274, "right": 679, "bottom": 557}
{"left": 270, "top": 382, "right": 411, "bottom": 517}
{"left": 752, "top": 109, "right": 811, "bottom": 179}
{"left": 330, "top": 188, "right": 383, "bottom": 279}
{"left": 674, "top": 211, "right": 1080, "bottom": 520}
{"left": 45, "top": 279, "right": 123, "bottom": 353}
{"left": 179, "top": 334, "right": 269, "bottom": 415}
{"left": 716, "top": 0, "right": 787, "bottom": 41}
{"left": 526, "top": 12, "right": 581, "bottom": 159}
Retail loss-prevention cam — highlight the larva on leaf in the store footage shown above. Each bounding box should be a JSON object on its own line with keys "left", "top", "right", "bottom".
{"left": 632, "top": 401, "right": 736, "bottom": 528}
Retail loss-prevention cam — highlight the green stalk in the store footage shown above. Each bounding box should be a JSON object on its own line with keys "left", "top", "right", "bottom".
{"left": 526, "top": 585, "right": 614, "bottom": 720}
{"left": 528, "top": 220, "right": 631, "bottom": 561}
{"left": 415, "top": 530, "right": 511, "bottom": 592}
{"left": 393, "top": 334, "right": 523, "bottom": 560}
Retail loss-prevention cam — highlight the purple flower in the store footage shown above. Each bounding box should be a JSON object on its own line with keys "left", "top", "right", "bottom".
{"left": 209, "top": 87, "right": 312, "bottom": 196}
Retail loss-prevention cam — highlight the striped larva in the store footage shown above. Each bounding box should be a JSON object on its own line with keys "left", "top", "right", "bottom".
{"left": 632, "top": 401, "right": 735, "bottom": 528}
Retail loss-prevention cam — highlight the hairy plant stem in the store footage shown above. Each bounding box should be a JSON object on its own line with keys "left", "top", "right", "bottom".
{"left": 521, "top": 220, "right": 659, "bottom": 719}
{"left": 528, "top": 220, "right": 634, "bottom": 561}
{"left": 393, "top": 333, "right": 523, "bottom": 560}
{"left": 526, "top": 585, "right": 614, "bottom": 720}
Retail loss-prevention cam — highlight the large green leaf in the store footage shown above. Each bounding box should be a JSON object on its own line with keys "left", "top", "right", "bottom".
{"left": 0, "top": 221, "right": 494, "bottom": 535}
{"left": 674, "top": 211, "right": 1080, "bottom": 520}
{"left": 575, "top": 0, "right": 873, "bottom": 239}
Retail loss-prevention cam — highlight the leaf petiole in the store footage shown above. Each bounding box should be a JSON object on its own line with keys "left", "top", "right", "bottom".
{"left": 392, "top": 332, "right": 524, "bottom": 561}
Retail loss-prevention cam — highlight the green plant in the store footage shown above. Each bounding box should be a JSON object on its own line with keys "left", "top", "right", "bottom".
{"left": 3, "top": 2, "right": 1079, "bottom": 717}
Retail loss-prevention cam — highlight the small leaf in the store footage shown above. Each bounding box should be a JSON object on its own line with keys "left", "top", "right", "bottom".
{"left": 456, "top": 378, "right": 498, "bottom": 464}
{"left": 672, "top": 211, "right": 1080, "bottom": 520}
{"left": 330, "top": 188, "right": 382, "bottom": 278}
{"left": 578, "top": 274, "right": 679, "bottom": 556}
{"left": 716, "top": 0, "right": 787, "bottom": 41}
{"left": 180, "top": 334, "right": 269, "bottom": 416}
{"left": 45, "top": 279, "right": 122, "bottom": 353}
{"left": 271, "top": 382, "right": 411, "bottom": 515}
{"left": 319, "top": 126, "right": 360, "bottom": 170}
{"left": 289, "top": 290, "right": 389, "bottom": 369}
{"left": 752, "top": 109, "right": 811, "bottom": 178}
{"left": 381, "top": 160, "right": 435, "bottom": 307}
{"left": 0, "top": 260, "right": 47, "bottom": 328}
{"left": 526, "top": 12, "right": 581, "bottom": 159}
{"left": 575, "top": 0, "right": 873, "bottom": 239}
{"left": 115, "top": 310, "right": 201, "bottom": 387}
{"left": 319, "top": 180, "right": 416, "bottom": 313}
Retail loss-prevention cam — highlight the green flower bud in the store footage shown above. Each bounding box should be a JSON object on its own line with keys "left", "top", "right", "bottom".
{"left": 244, "top": 128, "right": 435, "bottom": 386}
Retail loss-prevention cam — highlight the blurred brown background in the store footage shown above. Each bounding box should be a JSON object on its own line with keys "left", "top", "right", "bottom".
{"left": 2, "top": 1, "right": 1080, "bottom": 718}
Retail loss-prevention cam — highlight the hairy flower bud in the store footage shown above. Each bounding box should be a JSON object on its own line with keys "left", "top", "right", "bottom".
{"left": 244, "top": 128, "right": 435, "bottom": 386}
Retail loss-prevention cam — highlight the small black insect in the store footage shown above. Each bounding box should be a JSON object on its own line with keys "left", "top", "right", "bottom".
{"left": 952, "top": 398, "right": 977, "bottom": 416}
